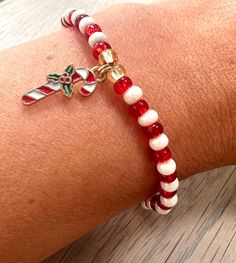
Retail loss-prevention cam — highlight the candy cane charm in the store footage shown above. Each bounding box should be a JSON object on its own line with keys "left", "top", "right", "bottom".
{"left": 20, "top": 7, "right": 180, "bottom": 216}
{"left": 21, "top": 64, "right": 97, "bottom": 106}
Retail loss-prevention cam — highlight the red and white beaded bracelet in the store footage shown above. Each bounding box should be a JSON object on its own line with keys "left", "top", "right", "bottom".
{"left": 22, "top": 7, "right": 179, "bottom": 215}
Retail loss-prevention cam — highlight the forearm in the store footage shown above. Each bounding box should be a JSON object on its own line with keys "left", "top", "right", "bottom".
{"left": 0, "top": 2, "right": 235, "bottom": 262}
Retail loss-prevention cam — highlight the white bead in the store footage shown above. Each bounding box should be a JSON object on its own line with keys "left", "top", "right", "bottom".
{"left": 63, "top": 7, "right": 77, "bottom": 23}
{"left": 88, "top": 32, "right": 107, "bottom": 48}
{"left": 149, "top": 133, "right": 169, "bottom": 151}
{"left": 161, "top": 178, "right": 179, "bottom": 192}
{"left": 141, "top": 201, "right": 149, "bottom": 209}
{"left": 154, "top": 203, "right": 171, "bottom": 215}
{"left": 160, "top": 194, "right": 178, "bottom": 207}
{"left": 123, "top": 85, "right": 143, "bottom": 105}
{"left": 71, "top": 9, "right": 86, "bottom": 25}
{"left": 145, "top": 198, "right": 152, "bottom": 210}
{"left": 61, "top": 17, "right": 68, "bottom": 27}
{"left": 157, "top": 159, "right": 176, "bottom": 176}
{"left": 138, "top": 109, "right": 158, "bottom": 127}
{"left": 141, "top": 200, "right": 151, "bottom": 210}
{"left": 79, "top": 16, "right": 95, "bottom": 34}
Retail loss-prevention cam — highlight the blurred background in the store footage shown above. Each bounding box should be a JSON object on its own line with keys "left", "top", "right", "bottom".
{"left": 0, "top": 0, "right": 155, "bottom": 50}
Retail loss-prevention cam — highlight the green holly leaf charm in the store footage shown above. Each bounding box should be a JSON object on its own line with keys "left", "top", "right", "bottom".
{"left": 47, "top": 64, "right": 75, "bottom": 99}
{"left": 47, "top": 73, "right": 61, "bottom": 82}
{"left": 64, "top": 64, "right": 74, "bottom": 76}
{"left": 62, "top": 83, "right": 74, "bottom": 98}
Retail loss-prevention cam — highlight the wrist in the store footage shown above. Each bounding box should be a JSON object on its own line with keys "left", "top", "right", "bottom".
{"left": 0, "top": 3, "right": 235, "bottom": 262}
{"left": 1, "top": 3, "right": 233, "bottom": 184}
{"left": 99, "top": 3, "right": 236, "bottom": 176}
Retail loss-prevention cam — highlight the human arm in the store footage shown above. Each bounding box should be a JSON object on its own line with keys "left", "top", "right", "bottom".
{"left": 0, "top": 1, "right": 235, "bottom": 262}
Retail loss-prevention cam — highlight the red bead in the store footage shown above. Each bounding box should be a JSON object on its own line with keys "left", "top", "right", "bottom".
{"left": 61, "top": 17, "right": 71, "bottom": 27}
{"left": 160, "top": 171, "right": 177, "bottom": 184}
{"left": 128, "top": 99, "right": 149, "bottom": 118}
{"left": 87, "top": 71, "right": 96, "bottom": 82}
{"left": 150, "top": 195, "right": 159, "bottom": 210}
{"left": 114, "top": 76, "right": 133, "bottom": 95}
{"left": 68, "top": 10, "right": 76, "bottom": 25}
{"left": 37, "top": 86, "right": 54, "bottom": 95}
{"left": 75, "top": 14, "right": 88, "bottom": 27}
{"left": 72, "top": 72, "right": 81, "bottom": 82}
{"left": 158, "top": 200, "right": 171, "bottom": 210}
{"left": 85, "top": 24, "right": 102, "bottom": 39}
{"left": 160, "top": 189, "right": 177, "bottom": 198}
{"left": 153, "top": 195, "right": 171, "bottom": 210}
{"left": 145, "top": 122, "right": 163, "bottom": 138}
{"left": 92, "top": 42, "right": 111, "bottom": 59}
{"left": 155, "top": 147, "right": 172, "bottom": 163}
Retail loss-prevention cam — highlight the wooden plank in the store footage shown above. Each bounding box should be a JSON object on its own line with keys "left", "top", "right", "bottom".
{"left": 43, "top": 167, "right": 236, "bottom": 263}
{"left": 0, "top": 1, "right": 235, "bottom": 262}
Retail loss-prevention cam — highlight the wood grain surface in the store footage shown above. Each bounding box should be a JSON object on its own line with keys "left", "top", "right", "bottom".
{"left": 0, "top": 0, "right": 235, "bottom": 262}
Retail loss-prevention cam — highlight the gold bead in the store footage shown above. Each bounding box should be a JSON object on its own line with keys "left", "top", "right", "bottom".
{"left": 98, "top": 49, "right": 119, "bottom": 65}
{"left": 107, "top": 64, "right": 126, "bottom": 83}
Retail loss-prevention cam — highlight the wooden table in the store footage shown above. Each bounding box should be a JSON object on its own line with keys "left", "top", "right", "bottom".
{"left": 1, "top": 0, "right": 235, "bottom": 262}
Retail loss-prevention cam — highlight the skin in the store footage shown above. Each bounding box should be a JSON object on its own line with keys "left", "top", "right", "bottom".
{"left": 0, "top": 0, "right": 235, "bottom": 262}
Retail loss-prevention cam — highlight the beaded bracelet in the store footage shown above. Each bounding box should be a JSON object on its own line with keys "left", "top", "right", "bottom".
{"left": 21, "top": 7, "right": 179, "bottom": 215}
